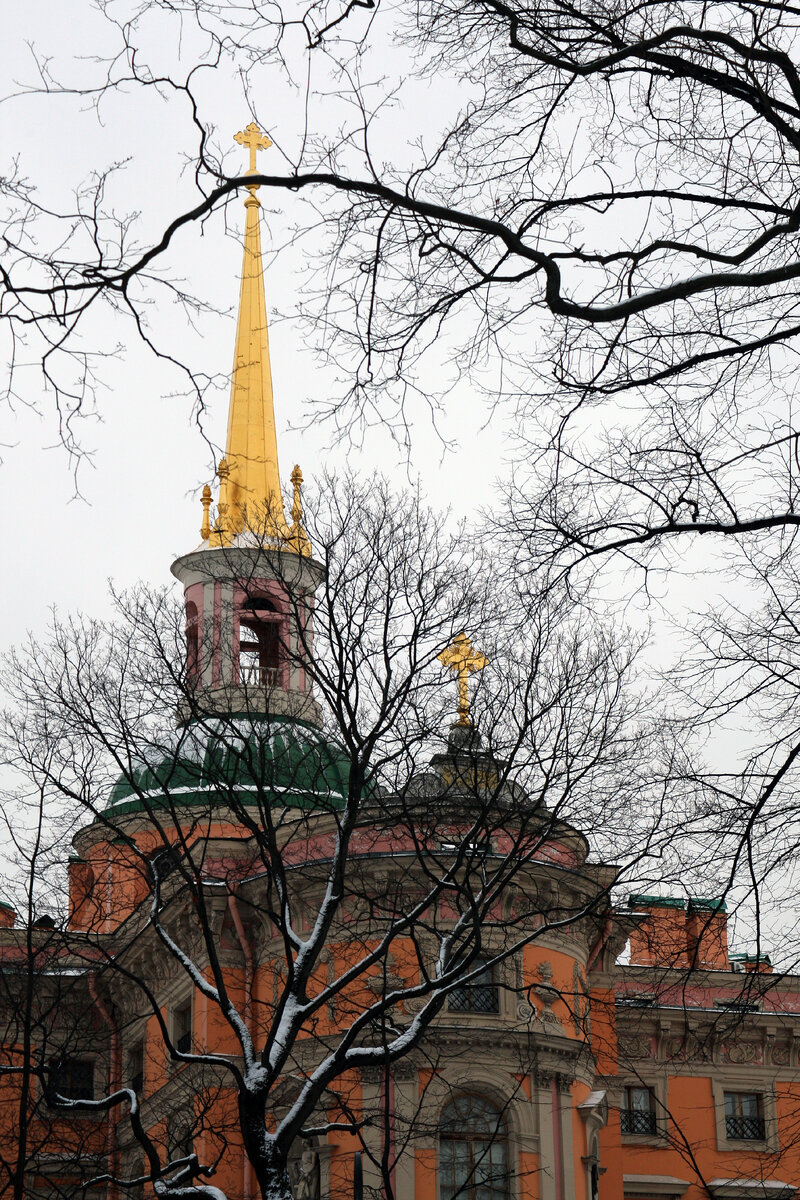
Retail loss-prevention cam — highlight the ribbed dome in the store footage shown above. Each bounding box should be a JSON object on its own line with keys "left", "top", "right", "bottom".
{"left": 106, "top": 715, "right": 350, "bottom": 816}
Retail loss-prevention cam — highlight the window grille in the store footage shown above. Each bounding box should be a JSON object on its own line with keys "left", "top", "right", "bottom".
{"left": 621, "top": 1086, "right": 656, "bottom": 1135}
{"left": 724, "top": 1092, "right": 764, "bottom": 1140}
{"left": 448, "top": 962, "right": 499, "bottom": 1013}
{"left": 621, "top": 1109, "right": 657, "bottom": 1135}
{"left": 725, "top": 1115, "right": 766, "bottom": 1140}
{"left": 724, "top": 1094, "right": 767, "bottom": 1137}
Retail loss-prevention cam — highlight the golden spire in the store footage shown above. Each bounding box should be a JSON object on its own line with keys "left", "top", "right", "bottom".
{"left": 438, "top": 633, "right": 489, "bottom": 726}
{"left": 216, "top": 120, "right": 286, "bottom": 544}
{"left": 199, "top": 121, "right": 311, "bottom": 555}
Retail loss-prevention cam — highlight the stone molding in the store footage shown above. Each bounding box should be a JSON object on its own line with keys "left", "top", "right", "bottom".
{"left": 708, "top": 1182, "right": 797, "bottom": 1199}
{"left": 623, "top": 1175, "right": 690, "bottom": 1197}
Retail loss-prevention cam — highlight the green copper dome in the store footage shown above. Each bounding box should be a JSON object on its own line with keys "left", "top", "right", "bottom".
{"left": 106, "top": 715, "right": 350, "bottom": 816}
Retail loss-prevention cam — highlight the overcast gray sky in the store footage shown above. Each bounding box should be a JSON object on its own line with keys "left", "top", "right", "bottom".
{"left": 0, "top": 0, "right": 513, "bottom": 649}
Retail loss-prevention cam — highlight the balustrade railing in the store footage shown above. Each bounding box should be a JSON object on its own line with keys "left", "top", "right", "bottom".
{"left": 239, "top": 664, "right": 280, "bottom": 686}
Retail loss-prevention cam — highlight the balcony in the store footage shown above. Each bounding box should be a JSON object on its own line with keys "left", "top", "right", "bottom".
{"left": 621, "top": 1109, "right": 657, "bottom": 1135}
{"left": 239, "top": 664, "right": 280, "bottom": 687}
{"left": 725, "top": 1115, "right": 765, "bottom": 1140}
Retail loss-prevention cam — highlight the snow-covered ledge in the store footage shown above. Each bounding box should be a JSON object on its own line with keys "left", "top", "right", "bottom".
{"left": 709, "top": 1182, "right": 797, "bottom": 1200}
{"left": 623, "top": 1176, "right": 689, "bottom": 1197}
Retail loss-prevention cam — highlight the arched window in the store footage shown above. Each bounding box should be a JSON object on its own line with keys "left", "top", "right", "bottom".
{"left": 185, "top": 602, "right": 199, "bottom": 680}
{"left": 590, "top": 1137, "right": 600, "bottom": 1200}
{"left": 239, "top": 597, "right": 282, "bottom": 686}
{"left": 439, "top": 1094, "right": 508, "bottom": 1200}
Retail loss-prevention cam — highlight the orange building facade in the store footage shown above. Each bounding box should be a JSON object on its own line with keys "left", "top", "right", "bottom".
{"left": 2, "top": 125, "right": 800, "bottom": 1200}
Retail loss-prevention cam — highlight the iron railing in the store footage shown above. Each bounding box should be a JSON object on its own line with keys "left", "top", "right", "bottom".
{"left": 621, "top": 1110, "right": 657, "bottom": 1135}
{"left": 449, "top": 983, "right": 499, "bottom": 1013}
{"left": 726, "top": 1115, "right": 765, "bottom": 1140}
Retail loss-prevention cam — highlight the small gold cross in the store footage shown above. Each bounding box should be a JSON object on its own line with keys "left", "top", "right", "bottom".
{"left": 234, "top": 121, "right": 272, "bottom": 175}
{"left": 438, "top": 632, "right": 488, "bottom": 726}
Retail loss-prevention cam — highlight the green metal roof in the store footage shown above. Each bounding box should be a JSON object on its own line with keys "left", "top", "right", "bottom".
{"left": 628, "top": 894, "right": 686, "bottom": 910}
{"left": 106, "top": 715, "right": 350, "bottom": 816}
{"left": 687, "top": 897, "right": 727, "bottom": 913}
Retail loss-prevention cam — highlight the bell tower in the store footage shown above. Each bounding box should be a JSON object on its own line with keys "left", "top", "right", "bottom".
{"left": 170, "top": 121, "right": 323, "bottom": 727}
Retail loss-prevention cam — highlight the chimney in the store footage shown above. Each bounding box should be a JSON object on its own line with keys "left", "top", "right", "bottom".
{"left": 628, "top": 895, "right": 689, "bottom": 967}
{"left": 686, "top": 898, "right": 729, "bottom": 970}
{"left": 731, "top": 952, "right": 773, "bottom": 975}
{"left": 0, "top": 901, "right": 16, "bottom": 929}
{"left": 628, "top": 895, "right": 730, "bottom": 970}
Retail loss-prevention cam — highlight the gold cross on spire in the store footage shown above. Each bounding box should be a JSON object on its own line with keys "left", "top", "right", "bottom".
{"left": 234, "top": 121, "right": 272, "bottom": 175}
{"left": 438, "top": 632, "right": 488, "bottom": 727}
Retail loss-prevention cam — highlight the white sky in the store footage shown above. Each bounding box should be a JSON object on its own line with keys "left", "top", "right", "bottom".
{"left": 0, "top": 0, "right": 513, "bottom": 647}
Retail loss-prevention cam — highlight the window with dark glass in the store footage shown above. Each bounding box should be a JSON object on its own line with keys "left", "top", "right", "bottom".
{"left": 174, "top": 999, "right": 192, "bottom": 1055}
{"left": 440, "top": 1094, "right": 508, "bottom": 1200}
{"left": 166, "top": 1116, "right": 194, "bottom": 1162}
{"left": 621, "top": 1085, "right": 657, "bottom": 1135}
{"left": 239, "top": 598, "right": 281, "bottom": 686}
{"left": 128, "top": 1159, "right": 145, "bottom": 1200}
{"left": 128, "top": 1041, "right": 144, "bottom": 1094}
{"left": 50, "top": 1058, "right": 94, "bottom": 1101}
{"left": 448, "top": 962, "right": 499, "bottom": 1014}
{"left": 724, "top": 1091, "right": 765, "bottom": 1140}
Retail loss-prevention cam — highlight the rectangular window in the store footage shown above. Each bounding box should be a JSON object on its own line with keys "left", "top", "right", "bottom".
{"left": 128, "top": 1160, "right": 145, "bottom": 1200}
{"left": 127, "top": 1041, "right": 144, "bottom": 1094}
{"left": 173, "top": 999, "right": 192, "bottom": 1055}
{"left": 621, "top": 1085, "right": 657, "bottom": 1135}
{"left": 448, "top": 962, "right": 499, "bottom": 1014}
{"left": 724, "top": 1092, "right": 765, "bottom": 1140}
{"left": 51, "top": 1058, "right": 94, "bottom": 1102}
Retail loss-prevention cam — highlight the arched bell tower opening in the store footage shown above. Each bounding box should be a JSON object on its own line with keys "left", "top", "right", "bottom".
{"left": 185, "top": 600, "right": 200, "bottom": 681}
{"left": 237, "top": 594, "right": 283, "bottom": 687}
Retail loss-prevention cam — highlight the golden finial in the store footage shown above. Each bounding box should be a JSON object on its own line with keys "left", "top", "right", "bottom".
{"left": 438, "top": 632, "right": 489, "bottom": 726}
{"left": 234, "top": 121, "right": 272, "bottom": 183}
{"left": 200, "top": 484, "right": 212, "bottom": 542}
{"left": 291, "top": 466, "right": 304, "bottom": 525}
{"left": 286, "top": 464, "right": 311, "bottom": 557}
{"left": 207, "top": 459, "right": 230, "bottom": 547}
